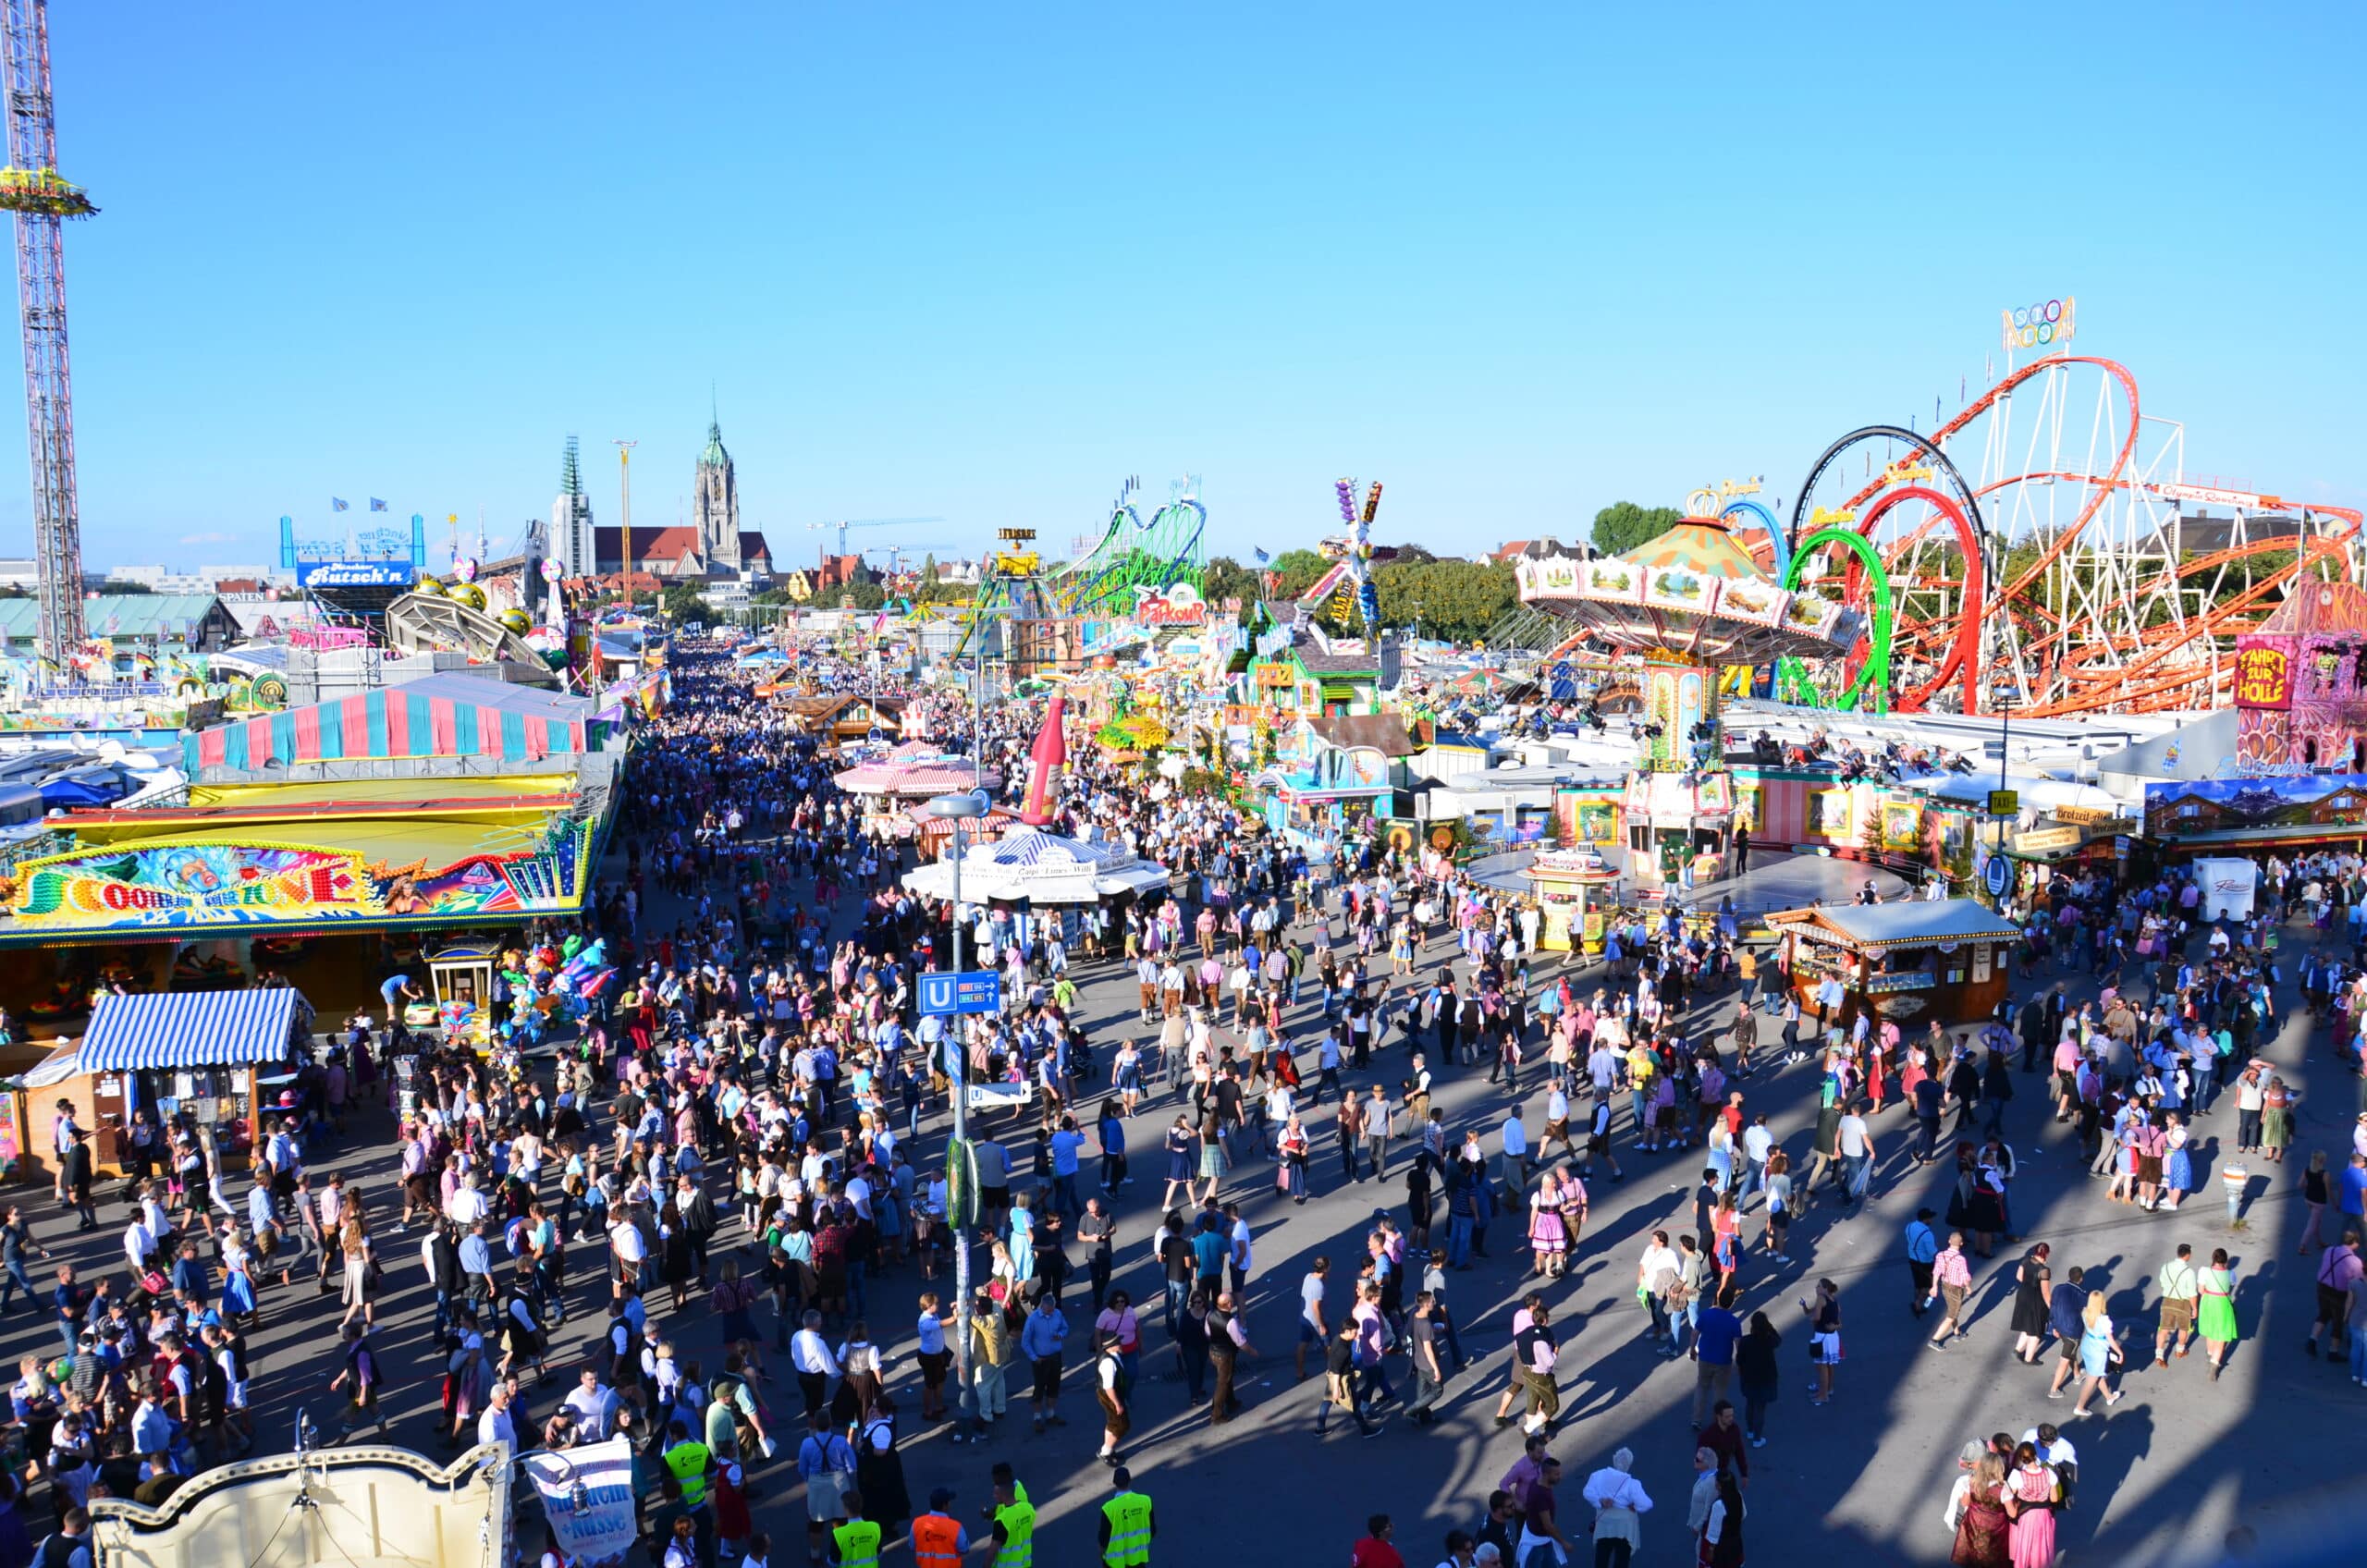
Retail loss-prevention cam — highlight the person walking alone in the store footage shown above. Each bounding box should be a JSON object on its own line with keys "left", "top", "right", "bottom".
{"left": 1924, "top": 1231, "right": 1974, "bottom": 1349}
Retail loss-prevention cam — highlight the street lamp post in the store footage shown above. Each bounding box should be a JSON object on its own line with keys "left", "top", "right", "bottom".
{"left": 1993, "top": 683, "right": 2014, "bottom": 800}
{"left": 923, "top": 787, "right": 990, "bottom": 1439}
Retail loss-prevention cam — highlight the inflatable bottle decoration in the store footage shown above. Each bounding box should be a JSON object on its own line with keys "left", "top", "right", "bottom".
{"left": 1018, "top": 694, "right": 1067, "bottom": 826}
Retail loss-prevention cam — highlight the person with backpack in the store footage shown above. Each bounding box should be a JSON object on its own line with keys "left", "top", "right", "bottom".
{"left": 330, "top": 1322, "right": 386, "bottom": 1438}
{"left": 31, "top": 1506, "right": 90, "bottom": 1568}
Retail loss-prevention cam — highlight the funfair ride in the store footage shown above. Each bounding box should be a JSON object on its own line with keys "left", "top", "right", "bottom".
{"left": 0, "top": 0, "right": 90, "bottom": 670}
{"left": 1295, "top": 479, "right": 1389, "bottom": 632}
{"left": 1513, "top": 508, "right": 1864, "bottom": 888}
{"left": 955, "top": 477, "right": 1208, "bottom": 658}
{"left": 1785, "top": 306, "right": 2361, "bottom": 717}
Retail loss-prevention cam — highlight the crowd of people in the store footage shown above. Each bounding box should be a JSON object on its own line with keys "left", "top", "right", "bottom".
{"left": 2, "top": 637, "right": 2348, "bottom": 1568}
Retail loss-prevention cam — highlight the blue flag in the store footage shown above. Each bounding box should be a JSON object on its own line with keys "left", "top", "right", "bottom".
{"left": 331, "top": 497, "right": 350, "bottom": 511}
{"left": 1253, "top": 547, "right": 1269, "bottom": 563}
{"left": 369, "top": 497, "right": 387, "bottom": 511}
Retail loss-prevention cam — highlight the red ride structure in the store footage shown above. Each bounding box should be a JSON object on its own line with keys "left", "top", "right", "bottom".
{"left": 1789, "top": 353, "right": 2362, "bottom": 718}
{"left": 0, "top": 0, "right": 89, "bottom": 668}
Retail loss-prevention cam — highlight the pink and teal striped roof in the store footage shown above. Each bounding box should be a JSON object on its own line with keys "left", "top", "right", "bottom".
{"left": 186, "top": 674, "right": 598, "bottom": 773}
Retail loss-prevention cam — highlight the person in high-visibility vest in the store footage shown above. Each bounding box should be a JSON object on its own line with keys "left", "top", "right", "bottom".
{"left": 911, "top": 1486, "right": 970, "bottom": 1568}
{"left": 831, "top": 1489, "right": 882, "bottom": 1568}
{"left": 1098, "top": 1468, "right": 1156, "bottom": 1568}
{"left": 988, "top": 1468, "right": 1036, "bottom": 1568}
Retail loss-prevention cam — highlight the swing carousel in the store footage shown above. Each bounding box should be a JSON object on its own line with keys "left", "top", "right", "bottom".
{"left": 1512, "top": 506, "right": 1865, "bottom": 888}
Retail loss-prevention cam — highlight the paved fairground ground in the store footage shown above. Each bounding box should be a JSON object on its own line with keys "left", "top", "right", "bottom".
{"left": 18, "top": 840, "right": 2363, "bottom": 1568}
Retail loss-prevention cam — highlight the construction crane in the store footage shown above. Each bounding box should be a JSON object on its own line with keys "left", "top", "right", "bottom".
{"left": 0, "top": 0, "right": 92, "bottom": 669}
{"left": 805, "top": 516, "right": 944, "bottom": 555}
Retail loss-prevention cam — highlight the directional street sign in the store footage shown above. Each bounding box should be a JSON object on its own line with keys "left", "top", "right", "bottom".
{"left": 919, "top": 970, "right": 1002, "bottom": 1017}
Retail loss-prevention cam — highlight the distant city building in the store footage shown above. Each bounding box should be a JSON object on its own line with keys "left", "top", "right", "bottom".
{"left": 595, "top": 411, "right": 772, "bottom": 582}
{"left": 0, "top": 557, "right": 37, "bottom": 592}
{"left": 551, "top": 435, "right": 596, "bottom": 578}
{"left": 104, "top": 563, "right": 291, "bottom": 594}
{"left": 813, "top": 553, "right": 873, "bottom": 593}
{"left": 196, "top": 563, "right": 288, "bottom": 587}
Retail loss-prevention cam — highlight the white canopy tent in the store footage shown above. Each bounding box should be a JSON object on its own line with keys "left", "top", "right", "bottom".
{"left": 901, "top": 828, "right": 1171, "bottom": 905}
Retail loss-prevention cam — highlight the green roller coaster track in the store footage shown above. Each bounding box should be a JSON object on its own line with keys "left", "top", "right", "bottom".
{"left": 1773, "top": 526, "right": 1895, "bottom": 715}
{"left": 954, "top": 485, "right": 1208, "bottom": 658}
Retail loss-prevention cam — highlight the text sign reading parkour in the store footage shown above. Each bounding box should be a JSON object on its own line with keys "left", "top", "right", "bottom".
{"left": 920, "top": 971, "right": 1001, "bottom": 1016}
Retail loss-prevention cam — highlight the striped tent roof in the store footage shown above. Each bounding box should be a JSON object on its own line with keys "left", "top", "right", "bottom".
{"left": 978, "top": 830, "right": 1125, "bottom": 868}
{"left": 80, "top": 987, "right": 314, "bottom": 1072}
{"left": 186, "top": 675, "right": 595, "bottom": 774}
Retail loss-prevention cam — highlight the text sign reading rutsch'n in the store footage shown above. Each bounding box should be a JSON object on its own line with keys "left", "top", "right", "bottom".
{"left": 919, "top": 971, "right": 1002, "bottom": 1016}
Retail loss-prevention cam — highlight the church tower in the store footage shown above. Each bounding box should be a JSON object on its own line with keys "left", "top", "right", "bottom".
{"left": 693, "top": 411, "right": 741, "bottom": 571}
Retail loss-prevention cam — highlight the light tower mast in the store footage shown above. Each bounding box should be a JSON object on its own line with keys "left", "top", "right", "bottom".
{"left": 0, "top": 0, "right": 93, "bottom": 669}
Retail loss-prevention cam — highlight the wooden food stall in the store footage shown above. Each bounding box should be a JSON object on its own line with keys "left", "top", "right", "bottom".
{"left": 1764, "top": 900, "right": 2018, "bottom": 1034}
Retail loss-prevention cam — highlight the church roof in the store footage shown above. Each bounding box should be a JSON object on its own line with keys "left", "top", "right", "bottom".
{"left": 700, "top": 419, "right": 730, "bottom": 469}
{"left": 738, "top": 532, "right": 771, "bottom": 561}
{"left": 593, "top": 525, "right": 703, "bottom": 564}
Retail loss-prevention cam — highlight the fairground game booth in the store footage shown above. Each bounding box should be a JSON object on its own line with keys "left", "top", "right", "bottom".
{"left": 0, "top": 771, "right": 614, "bottom": 1177}
{"left": 18, "top": 986, "right": 317, "bottom": 1182}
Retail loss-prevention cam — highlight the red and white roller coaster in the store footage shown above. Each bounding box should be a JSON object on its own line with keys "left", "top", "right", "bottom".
{"left": 1788, "top": 353, "right": 2361, "bottom": 718}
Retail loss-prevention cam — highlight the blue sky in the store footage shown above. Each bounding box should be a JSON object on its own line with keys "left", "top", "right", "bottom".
{"left": 24, "top": 1, "right": 2365, "bottom": 571}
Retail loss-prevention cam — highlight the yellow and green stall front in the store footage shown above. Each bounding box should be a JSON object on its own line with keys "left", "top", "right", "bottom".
{"left": 0, "top": 773, "right": 612, "bottom": 1041}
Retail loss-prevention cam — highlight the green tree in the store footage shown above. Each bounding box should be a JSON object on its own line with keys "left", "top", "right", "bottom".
{"left": 1202, "top": 555, "right": 1257, "bottom": 609}
{"left": 840, "top": 579, "right": 888, "bottom": 611}
{"left": 1590, "top": 501, "right": 1682, "bottom": 557}
{"left": 659, "top": 585, "right": 717, "bottom": 623}
{"left": 1373, "top": 557, "right": 1518, "bottom": 643}
{"left": 1265, "top": 548, "right": 1330, "bottom": 601}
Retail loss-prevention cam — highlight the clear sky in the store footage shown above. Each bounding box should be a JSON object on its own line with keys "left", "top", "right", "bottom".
{"left": 22, "top": 1, "right": 2365, "bottom": 571}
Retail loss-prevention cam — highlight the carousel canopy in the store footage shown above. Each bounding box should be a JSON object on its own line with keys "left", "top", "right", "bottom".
{"left": 901, "top": 827, "right": 1171, "bottom": 905}
{"left": 1513, "top": 517, "right": 1864, "bottom": 666}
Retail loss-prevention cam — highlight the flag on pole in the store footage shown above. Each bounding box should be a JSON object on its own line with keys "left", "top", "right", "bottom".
{"left": 331, "top": 497, "right": 350, "bottom": 511}
{"left": 369, "top": 497, "right": 387, "bottom": 511}
{"left": 1253, "top": 547, "right": 1270, "bottom": 563}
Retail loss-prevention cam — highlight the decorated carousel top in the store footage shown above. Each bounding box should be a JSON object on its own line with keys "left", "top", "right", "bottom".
{"left": 1515, "top": 512, "right": 1864, "bottom": 666}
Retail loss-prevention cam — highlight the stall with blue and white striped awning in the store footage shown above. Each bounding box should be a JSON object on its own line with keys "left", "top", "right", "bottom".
{"left": 80, "top": 988, "right": 314, "bottom": 1072}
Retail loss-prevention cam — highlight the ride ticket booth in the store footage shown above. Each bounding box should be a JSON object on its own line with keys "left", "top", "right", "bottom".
{"left": 1763, "top": 900, "right": 2018, "bottom": 1034}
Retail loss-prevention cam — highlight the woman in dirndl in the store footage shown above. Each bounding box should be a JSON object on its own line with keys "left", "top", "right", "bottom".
{"left": 1277, "top": 1118, "right": 1310, "bottom": 1204}
{"left": 2161, "top": 1116, "right": 2193, "bottom": 1209}
{"left": 220, "top": 1225, "right": 260, "bottom": 1326}
{"left": 338, "top": 1220, "right": 377, "bottom": 1330}
{"left": 2001, "top": 1445, "right": 2057, "bottom": 1568}
{"left": 2197, "top": 1246, "right": 2240, "bottom": 1380}
{"left": 1952, "top": 1452, "right": 2010, "bottom": 1567}
{"left": 1527, "top": 1170, "right": 1570, "bottom": 1279}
